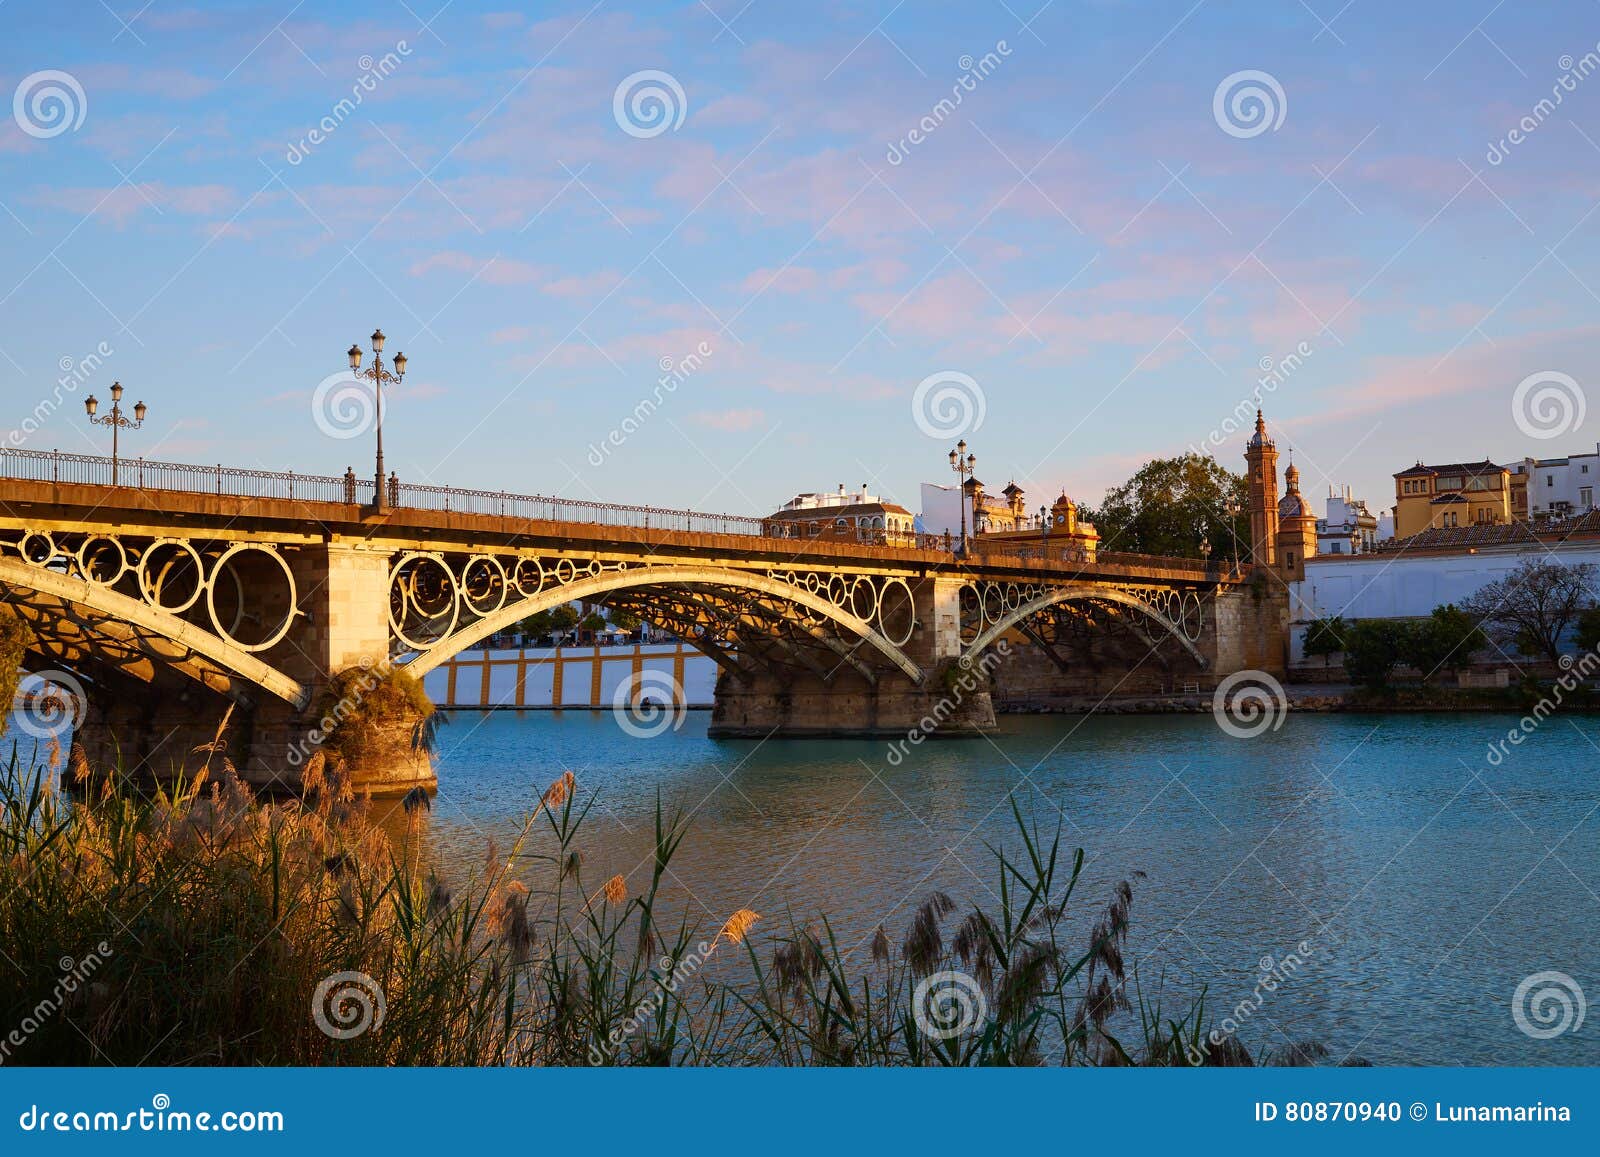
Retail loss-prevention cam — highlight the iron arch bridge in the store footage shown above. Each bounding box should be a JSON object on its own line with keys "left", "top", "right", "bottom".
{"left": 0, "top": 449, "right": 1261, "bottom": 791}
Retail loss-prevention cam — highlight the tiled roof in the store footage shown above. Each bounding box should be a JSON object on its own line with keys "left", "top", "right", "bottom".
{"left": 1378, "top": 509, "right": 1600, "bottom": 551}
{"left": 1394, "top": 459, "right": 1504, "bottom": 477}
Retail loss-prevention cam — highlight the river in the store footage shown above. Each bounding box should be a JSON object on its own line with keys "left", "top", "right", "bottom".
{"left": 389, "top": 707, "right": 1599, "bottom": 1066}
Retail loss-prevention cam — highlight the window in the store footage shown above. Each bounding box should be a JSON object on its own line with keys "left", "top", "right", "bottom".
{"left": 1331, "top": 541, "right": 1344, "bottom": 554}
{"left": 1548, "top": 475, "right": 1555, "bottom": 487}
{"left": 1583, "top": 487, "right": 1593, "bottom": 509}
{"left": 1584, "top": 464, "right": 1591, "bottom": 474}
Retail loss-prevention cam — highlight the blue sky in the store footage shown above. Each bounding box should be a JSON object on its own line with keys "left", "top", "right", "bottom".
{"left": 3, "top": 1, "right": 1599, "bottom": 520}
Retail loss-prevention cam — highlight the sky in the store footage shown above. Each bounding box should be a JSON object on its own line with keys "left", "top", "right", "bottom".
{"left": 3, "top": 1, "right": 1600, "bottom": 523}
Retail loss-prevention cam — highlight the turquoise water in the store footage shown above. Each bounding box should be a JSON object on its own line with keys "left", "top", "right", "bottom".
{"left": 404, "top": 708, "right": 1600, "bottom": 1066}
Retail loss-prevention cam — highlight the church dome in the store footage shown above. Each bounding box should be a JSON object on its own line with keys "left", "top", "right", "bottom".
{"left": 1278, "top": 491, "right": 1308, "bottom": 518}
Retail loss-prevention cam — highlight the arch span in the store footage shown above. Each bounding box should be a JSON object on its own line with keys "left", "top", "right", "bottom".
{"left": 401, "top": 565, "right": 925, "bottom": 682}
{"left": 962, "top": 584, "right": 1208, "bottom": 669}
{"left": 0, "top": 555, "right": 310, "bottom": 708}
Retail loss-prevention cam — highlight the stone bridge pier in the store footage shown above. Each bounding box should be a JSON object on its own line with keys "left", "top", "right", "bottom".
{"left": 708, "top": 576, "right": 994, "bottom": 738}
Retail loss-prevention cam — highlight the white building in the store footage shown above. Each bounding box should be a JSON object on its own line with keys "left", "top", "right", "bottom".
{"left": 1315, "top": 486, "right": 1384, "bottom": 555}
{"left": 919, "top": 482, "right": 965, "bottom": 540}
{"left": 1510, "top": 444, "right": 1600, "bottom": 519}
{"left": 1286, "top": 528, "right": 1600, "bottom": 663}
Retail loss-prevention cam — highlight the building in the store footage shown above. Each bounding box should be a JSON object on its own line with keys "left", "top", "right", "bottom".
{"left": 1276, "top": 463, "right": 1318, "bottom": 581}
{"left": 918, "top": 477, "right": 1027, "bottom": 537}
{"left": 763, "top": 484, "right": 917, "bottom": 545}
{"left": 1243, "top": 411, "right": 1280, "bottom": 566}
{"left": 1392, "top": 460, "right": 1511, "bottom": 538}
{"left": 1509, "top": 444, "right": 1600, "bottom": 521}
{"left": 978, "top": 488, "right": 1101, "bottom": 562}
{"left": 1316, "top": 486, "right": 1382, "bottom": 555}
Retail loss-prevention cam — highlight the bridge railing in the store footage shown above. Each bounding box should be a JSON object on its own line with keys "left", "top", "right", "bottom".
{"left": 0, "top": 446, "right": 377, "bottom": 505}
{"left": 389, "top": 480, "right": 766, "bottom": 536}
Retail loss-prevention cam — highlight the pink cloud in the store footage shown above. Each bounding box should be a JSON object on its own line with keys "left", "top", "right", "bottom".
{"left": 691, "top": 408, "right": 766, "bottom": 432}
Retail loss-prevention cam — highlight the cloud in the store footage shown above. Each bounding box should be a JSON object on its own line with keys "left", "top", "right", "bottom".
{"left": 691, "top": 408, "right": 766, "bottom": 431}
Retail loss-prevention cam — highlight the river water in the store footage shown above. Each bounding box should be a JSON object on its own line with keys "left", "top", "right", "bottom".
{"left": 396, "top": 707, "right": 1599, "bottom": 1066}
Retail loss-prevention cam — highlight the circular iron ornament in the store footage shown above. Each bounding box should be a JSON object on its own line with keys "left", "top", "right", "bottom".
{"left": 826, "top": 574, "right": 850, "bottom": 607}
{"left": 875, "top": 577, "right": 916, "bottom": 647}
{"left": 1181, "top": 590, "right": 1205, "bottom": 641}
{"left": 388, "top": 552, "right": 460, "bottom": 651}
{"left": 981, "top": 584, "right": 1005, "bottom": 626}
{"left": 206, "top": 543, "right": 298, "bottom": 653}
{"left": 19, "top": 531, "right": 56, "bottom": 566}
{"left": 75, "top": 535, "right": 128, "bottom": 586}
{"left": 138, "top": 539, "right": 207, "bottom": 614}
{"left": 513, "top": 557, "right": 545, "bottom": 597}
{"left": 553, "top": 558, "right": 577, "bottom": 585}
{"left": 586, "top": 559, "right": 603, "bottom": 578}
{"left": 848, "top": 576, "right": 877, "bottom": 622}
{"left": 1003, "top": 582, "right": 1021, "bottom": 611}
{"left": 461, "top": 555, "right": 509, "bottom": 617}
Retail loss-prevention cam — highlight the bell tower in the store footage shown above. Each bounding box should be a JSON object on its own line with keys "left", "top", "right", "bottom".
{"left": 1276, "top": 461, "right": 1318, "bottom": 581}
{"left": 1243, "top": 410, "right": 1280, "bottom": 567}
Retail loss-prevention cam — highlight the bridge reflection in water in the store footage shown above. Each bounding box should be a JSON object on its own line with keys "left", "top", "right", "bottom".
{"left": 0, "top": 447, "right": 1286, "bottom": 795}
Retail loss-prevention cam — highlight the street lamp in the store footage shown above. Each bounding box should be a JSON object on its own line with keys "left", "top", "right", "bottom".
{"left": 1039, "top": 503, "right": 1049, "bottom": 553}
{"left": 84, "top": 381, "right": 147, "bottom": 486}
{"left": 1223, "top": 498, "right": 1241, "bottom": 571}
{"left": 948, "top": 440, "right": 976, "bottom": 554}
{"left": 347, "top": 329, "right": 406, "bottom": 511}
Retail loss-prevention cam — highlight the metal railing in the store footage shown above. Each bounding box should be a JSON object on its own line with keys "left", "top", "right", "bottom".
{"left": 0, "top": 446, "right": 376, "bottom": 505}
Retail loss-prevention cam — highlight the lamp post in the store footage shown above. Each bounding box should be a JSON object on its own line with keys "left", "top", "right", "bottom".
{"left": 83, "top": 382, "right": 146, "bottom": 486}
{"left": 346, "top": 329, "right": 406, "bottom": 511}
{"left": 1224, "top": 498, "right": 1241, "bottom": 572}
{"left": 948, "top": 440, "right": 975, "bottom": 554}
{"left": 1039, "top": 504, "right": 1049, "bottom": 554}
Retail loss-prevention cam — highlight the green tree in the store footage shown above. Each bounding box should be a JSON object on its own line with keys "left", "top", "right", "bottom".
{"left": 1461, "top": 559, "right": 1598, "bottom": 666}
{"left": 1084, "top": 453, "right": 1249, "bottom": 559}
{"left": 609, "top": 608, "right": 641, "bottom": 633}
{"left": 1301, "top": 616, "right": 1347, "bottom": 667}
{"left": 1342, "top": 620, "right": 1406, "bottom": 690}
{"left": 549, "top": 605, "right": 580, "bottom": 633}
{"left": 516, "top": 610, "right": 554, "bottom": 639}
{"left": 0, "top": 608, "right": 32, "bottom": 736}
{"left": 580, "top": 612, "right": 607, "bottom": 631}
{"left": 1398, "top": 604, "right": 1485, "bottom": 683}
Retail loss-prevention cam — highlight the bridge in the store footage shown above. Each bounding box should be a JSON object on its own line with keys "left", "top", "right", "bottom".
{"left": 0, "top": 447, "right": 1287, "bottom": 794}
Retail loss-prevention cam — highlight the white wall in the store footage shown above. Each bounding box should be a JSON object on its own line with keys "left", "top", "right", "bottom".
{"left": 919, "top": 482, "right": 964, "bottom": 539}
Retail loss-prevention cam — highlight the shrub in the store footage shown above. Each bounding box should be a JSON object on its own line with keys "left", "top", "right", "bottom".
{"left": 1341, "top": 620, "right": 1406, "bottom": 690}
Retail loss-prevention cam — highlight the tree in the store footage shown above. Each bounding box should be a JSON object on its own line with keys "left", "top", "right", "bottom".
{"left": 1576, "top": 605, "right": 1600, "bottom": 655}
{"left": 580, "top": 612, "right": 607, "bottom": 631}
{"left": 1460, "top": 559, "right": 1598, "bottom": 666}
{"left": 1342, "top": 620, "right": 1406, "bottom": 690}
{"left": 548, "top": 605, "right": 580, "bottom": 636}
{"left": 1398, "top": 604, "right": 1485, "bottom": 683}
{"left": 1301, "top": 616, "right": 1347, "bottom": 667}
{"left": 609, "top": 609, "right": 641, "bottom": 633}
{"left": 516, "top": 609, "right": 554, "bottom": 639}
{"left": 1084, "top": 453, "right": 1249, "bottom": 559}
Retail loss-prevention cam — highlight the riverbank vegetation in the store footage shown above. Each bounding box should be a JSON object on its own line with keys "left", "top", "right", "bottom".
{"left": 0, "top": 745, "right": 1323, "bottom": 1067}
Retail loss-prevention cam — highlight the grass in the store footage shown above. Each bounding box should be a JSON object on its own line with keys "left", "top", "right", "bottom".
{"left": 0, "top": 742, "right": 1324, "bottom": 1066}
